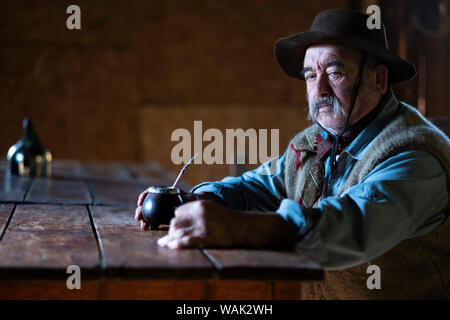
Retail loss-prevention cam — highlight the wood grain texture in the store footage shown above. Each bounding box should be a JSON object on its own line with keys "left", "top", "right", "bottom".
{"left": 272, "top": 281, "right": 302, "bottom": 299}
{"left": 82, "top": 162, "right": 145, "bottom": 206}
{"left": 0, "top": 278, "right": 302, "bottom": 299}
{"left": 203, "top": 249, "right": 323, "bottom": 280}
{"left": 0, "top": 279, "right": 100, "bottom": 299}
{"left": 207, "top": 280, "right": 272, "bottom": 299}
{"left": 88, "top": 180, "right": 144, "bottom": 206}
{"left": 207, "top": 280, "right": 303, "bottom": 299}
{"left": 125, "top": 162, "right": 176, "bottom": 183}
{"left": 0, "top": 203, "right": 14, "bottom": 238}
{"left": 90, "top": 205, "right": 213, "bottom": 278}
{"left": 0, "top": 204, "right": 99, "bottom": 276}
{"left": 85, "top": 162, "right": 188, "bottom": 206}
{"left": 0, "top": 173, "right": 31, "bottom": 202}
{"left": 51, "top": 160, "right": 85, "bottom": 180}
{"left": 82, "top": 162, "right": 134, "bottom": 182}
{"left": 100, "top": 279, "right": 207, "bottom": 299}
{"left": 25, "top": 177, "right": 92, "bottom": 204}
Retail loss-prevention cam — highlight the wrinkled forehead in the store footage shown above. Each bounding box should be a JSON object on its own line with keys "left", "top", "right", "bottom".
{"left": 303, "top": 44, "right": 361, "bottom": 68}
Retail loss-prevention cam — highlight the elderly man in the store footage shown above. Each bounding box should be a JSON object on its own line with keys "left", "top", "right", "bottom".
{"left": 136, "top": 9, "right": 450, "bottom": 299}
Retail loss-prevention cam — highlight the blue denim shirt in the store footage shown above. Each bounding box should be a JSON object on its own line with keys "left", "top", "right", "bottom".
{"left": 191, "top": 96, "right": 449, "bottom": 269}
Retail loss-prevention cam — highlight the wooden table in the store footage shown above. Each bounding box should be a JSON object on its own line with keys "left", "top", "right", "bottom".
{"left": 0, "top": 160, "right": 323, "bottom": 299}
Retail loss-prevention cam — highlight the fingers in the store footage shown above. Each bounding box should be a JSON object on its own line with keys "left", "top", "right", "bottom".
{"left": 158, "top": 224, "right": 199, "bottom": 248}
{"left": 135, "top": 190, "right": 196, "bottom": 230}
{"left": 137, "top": 189, "right": 150, "bottom": 206}
{"left": 169, "top": 216, "right": 191, "bottom": 230}
{"left": 140, "top": 220, "right": 149, "bottom": 230}
{"left": 136, "top": 205, "right": 149, "bottom": 230}
{"left": 169, "top": 227, "right": 190, "bottom": 238}
{"left": 135, "top": 206, "right": 143, "bottom": 222}
{"left": 135, "top": 188, "right": 150, "bottom": 226}
{"left": 156, "top": 200, "right": 218, "bottom": 249}
{"left": 158, "top": 234, "right": 203, "bottom": 249}
{"left": 176, "top": 236, "right": 202, "bottom": 248}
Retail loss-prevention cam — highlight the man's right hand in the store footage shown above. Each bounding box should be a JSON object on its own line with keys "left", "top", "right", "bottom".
{"left": 135, "top": 187, "right": 151, "bottom": 230}
{"left": 135, "top": 188, "right": 202, "bottom": 230}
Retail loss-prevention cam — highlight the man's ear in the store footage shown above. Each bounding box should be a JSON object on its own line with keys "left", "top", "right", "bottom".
{"left": 375, "top": 64, "right": 388, "bottom": 95}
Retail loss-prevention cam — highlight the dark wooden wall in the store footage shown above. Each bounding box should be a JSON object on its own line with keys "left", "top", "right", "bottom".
{"left": 1, "top": 1, "right": 448, "bottom": 186}
{"left": 379, "top": 0, "right": 450, "bottom": 119}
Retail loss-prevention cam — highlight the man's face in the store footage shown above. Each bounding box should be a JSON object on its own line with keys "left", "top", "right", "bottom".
{"left": 302, "top": 44, "right": 377, "bottom": 134}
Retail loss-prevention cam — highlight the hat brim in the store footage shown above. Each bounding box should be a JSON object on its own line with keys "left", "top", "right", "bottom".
{"left": 275, "top": 31, "right": 416, "bottom": 84}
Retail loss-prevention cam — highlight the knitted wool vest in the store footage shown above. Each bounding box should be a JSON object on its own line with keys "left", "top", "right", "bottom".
{"left": 285, "top": 102, "right": 450, "bottom": 299}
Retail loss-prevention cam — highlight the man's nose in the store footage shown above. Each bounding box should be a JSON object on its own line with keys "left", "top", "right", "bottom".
{"left": 313, "top": 73, "right": 331, "bottom": 98}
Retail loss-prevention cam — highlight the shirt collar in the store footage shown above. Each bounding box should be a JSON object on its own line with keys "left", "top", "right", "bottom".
{"left": 341, "top": 93, "right": 400, "bottom": 160}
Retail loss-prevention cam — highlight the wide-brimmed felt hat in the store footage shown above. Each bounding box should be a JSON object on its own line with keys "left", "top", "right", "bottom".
{"left": 274, "top": 9, "right": 416, "bottom": 84}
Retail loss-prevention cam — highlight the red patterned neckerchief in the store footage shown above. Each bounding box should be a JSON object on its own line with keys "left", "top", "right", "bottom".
{"left": 315, "top": 95, "right": 389, "bottom": 162}
{"left": 316, "top": 130, "right": 354, "bottom": 161}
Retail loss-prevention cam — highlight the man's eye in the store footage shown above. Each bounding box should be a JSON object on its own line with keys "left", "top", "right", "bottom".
{"left": 305, "top": 74, "right": 316, "bottom": 81}
{"left": 328, "top": 71, "right": 342, "bottom": 78}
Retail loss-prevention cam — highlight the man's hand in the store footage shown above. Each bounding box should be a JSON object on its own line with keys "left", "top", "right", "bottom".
{"left": 135, "top": 187, "right": 151, "bottom": 230}
{"left": 157, "top": 200, "right": 295, "bottom": 249}
{"left": 134, "top": 189, "right": 218, "bottom": 230}
{"left": 157, "top": 200, "right": 243, "bottom": 249}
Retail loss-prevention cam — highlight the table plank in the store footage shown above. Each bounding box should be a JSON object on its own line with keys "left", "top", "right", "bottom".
{"left": 25, "top": 177, "right": 92, "bottom": 204}
{"left": 203, "top": 249, "right": 323, "bottom": 280}
{"left": 125, "top": 162, "right": 176, "bottom": 181}
{"left": 88, "top": 180, "right": 143, "bottom": 206}
{"left": 100, "top": 279, "right": 207, "bottom": 299}
{"left": 0, "top": 204, "right": 14, "bottom": 238}
{"left": 0, "top": 173, "right": 31, "bottom": 202}
{"left": 51, "top": 160, "right": 85, "bottom": 180}
{"left": 82, "top": 162, "right": 143, "bottom": 206}
{"left": 90, "top": 205, "right": 213, "bottom": 278}
{"left": 82, "top": 162, "right": 134, "bottom": 182}
{"left": 0, "top": 204, "right": 99, "bottom": 277}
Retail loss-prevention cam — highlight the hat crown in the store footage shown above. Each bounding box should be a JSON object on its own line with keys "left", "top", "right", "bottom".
{"left": 274, "top": 9, "right": 416, "bottom": 83}
{"left": 310, "top": 9, "right": 388, "bottom": 48}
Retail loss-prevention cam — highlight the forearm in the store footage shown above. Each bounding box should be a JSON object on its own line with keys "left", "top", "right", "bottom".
{"left": 234, "top": 211, "right": 296, "bottom": 248}
{"left": 191, "top": 156, "right": 286, "bottom": 212}
{"left": 188, "top": 192, "right": 294, "bottom": 248}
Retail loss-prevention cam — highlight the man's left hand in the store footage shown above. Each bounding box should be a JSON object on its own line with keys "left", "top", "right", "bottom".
{"left": 157, "top": 200, "right": 244, "bottom": 249}
{"left": 157, "top": 200, "right": 295, "bottom": 249}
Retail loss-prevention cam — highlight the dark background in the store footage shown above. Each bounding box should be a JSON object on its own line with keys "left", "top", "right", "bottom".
{"left": 1, "top": 0, "right": 448, "bottom": 185}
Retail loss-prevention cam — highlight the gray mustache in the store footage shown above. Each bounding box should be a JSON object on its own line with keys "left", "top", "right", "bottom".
{"left": 309, "top": 96, "right": 343, "bottom": 120}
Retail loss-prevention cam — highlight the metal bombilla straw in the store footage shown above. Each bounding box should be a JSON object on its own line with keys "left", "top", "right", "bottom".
{"left": 171, "top": 153, "right": 199, "bottom": 189}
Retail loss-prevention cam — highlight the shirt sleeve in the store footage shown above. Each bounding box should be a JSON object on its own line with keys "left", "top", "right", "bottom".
{"left": 294, "top": 150, "right": 449, "bottom": 270}
{"left": 191, "top": 153, "right": 287, "bottom": 212}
